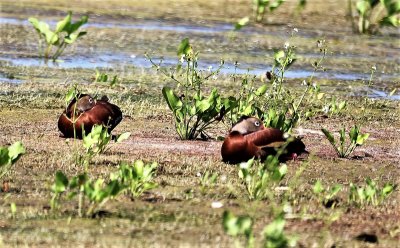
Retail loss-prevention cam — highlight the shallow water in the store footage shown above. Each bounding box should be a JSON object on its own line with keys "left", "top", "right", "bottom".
{"left": 0, "top": 53, "right": 388, "bottom": 81}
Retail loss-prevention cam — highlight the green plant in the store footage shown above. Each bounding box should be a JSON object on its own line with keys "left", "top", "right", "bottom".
{"left": 321, "top": 125, "right": 369, "bottom": 158}
{"left": 239, "top": 156, "right": 287, "bottom": 201}
{"left": 263, "top": 213, "right": 296, "bottom": 248}
{"left": 222, "top": 210, "right": 254, "bottom": 248}
{"left": 80, "top": 125, "right": 130, "bottom": 169}
{"left": 112, "top": 160, "right": 158, "bottom": 198}
{"left": 223, "top": 70, "right": 267, "bottom": 126}
{"left": 349, "top": 178, "right": 395, "bottom": 206}
{"left": 199, "top": 170, "right": 218, "bottom": 194}
{"left": 10, "top": 203, "right": 17, "bottom": 219}
{"left": 322, "top": 97, "right": 347, "bottom": 117}
{"left": 147, "top": 38, "right": 225, "bottom": 140}
{"left": 28, "top": 11, "right": 88, "bottom": 61}
{"left": 0, "top": 142, "right": 25, "bottom": 179}
{"left": 313, "top": 180, "right": 342, "bottom": 208}
{"left": 253, "top": 0, "right": 286, "bottom": 22}
{"left": 94, "top": 70, "right": 119, "bottom": 88}
{"left": 50, "top": 171, "right": 126, "bottom": 217}
{"left": 348, "top": 0, "right": 400, "bottom": 33}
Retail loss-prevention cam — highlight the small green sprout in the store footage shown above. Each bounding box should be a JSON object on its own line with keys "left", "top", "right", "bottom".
{"left": 349, "top": 178, "right": 395, "bottom": 207}
{"left": 313, "top": 180, "right": 342, "bottom": 208}
{"left": 238, "top": 156, "right": 287, "bottom": 201}
{"left": 113, "top": 160, "right": 158, "bottom": 198}
{"left": 321, "top": 125, "right": 369, "bottom": 158}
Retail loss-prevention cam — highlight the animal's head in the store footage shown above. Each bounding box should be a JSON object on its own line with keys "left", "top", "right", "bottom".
{"left": 76, "top": 95, "right": 96, "bottom": 113}
{"left": 231, "top": 116, "right": 265, "bottom": 135}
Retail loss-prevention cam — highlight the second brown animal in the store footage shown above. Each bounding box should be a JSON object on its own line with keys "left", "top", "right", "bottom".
{"left": 221, "top": 116, "right": 306, "bottom": 164}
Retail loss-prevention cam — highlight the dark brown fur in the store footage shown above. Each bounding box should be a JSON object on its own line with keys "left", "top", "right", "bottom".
{"left": 58, "top": 95, "right": 122, "bottom": 139}
{"left": 221, "top": 117, "right": 306, "bottom": 164}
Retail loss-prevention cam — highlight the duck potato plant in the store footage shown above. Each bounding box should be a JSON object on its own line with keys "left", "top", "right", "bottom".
{"left": 28, "top": 11, "right": 88, "bottom": 61}
{"left": 0, "top": 142, "right": 25, "bottom": 180}
{"left": 348, "top": 0, "right": 400, "bottom": 33}
{"left": 321, "top": 125, "right": 369, "bottom": 158}
{"left": 147, "top": 38, "right": 225, "bottom": 140}
{"left": 50, "top": 171, "right": 126, "bottom": 217}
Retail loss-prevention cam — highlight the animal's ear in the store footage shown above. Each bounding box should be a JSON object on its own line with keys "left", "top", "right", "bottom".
{"left": 100, "top": 95, "right": 109, "bottom": 102}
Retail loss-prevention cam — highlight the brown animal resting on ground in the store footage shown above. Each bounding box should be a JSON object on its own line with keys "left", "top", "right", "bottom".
{"left": 58, "top": 94, "right": 122, "bottom": 139}
{"left": 221, "top": 116, "right": 306, "bottom": 164}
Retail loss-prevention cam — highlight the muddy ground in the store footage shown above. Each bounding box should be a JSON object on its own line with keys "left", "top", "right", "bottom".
{"left": 0, "top": 0, "right": 400, "bottom": 247}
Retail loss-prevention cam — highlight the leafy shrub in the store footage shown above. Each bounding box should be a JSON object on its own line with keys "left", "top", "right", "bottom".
{"left": 349, "top": 178, "right": 395, "bottom": 206}
{"left": 223, "top": 71, "right": 267, "bottom": 126}
{"left": 349, "top": 0, "right": 400, "bottom": 33}
{"left": 239, "top": 156, "right": 287, "bottom": 201}
{"left": 0, "top": 142, "right": 25, "bottom": 179}
{"left": 50, "top": 171, "right": 126, "bottom": 217}
{"left": 28, "top": 11, "right": 88, "bottom": 61}
{"left": 147, "top": 38, "right": 225, "bottom": 140}
{"left": 321, "top": 125, "right": 369, "bottom": 158}
{"left": 81, "top": 124, "right": 130, "bottom": 169}
{"left": 112, "top": 160, "right": 158, "bottom": 198}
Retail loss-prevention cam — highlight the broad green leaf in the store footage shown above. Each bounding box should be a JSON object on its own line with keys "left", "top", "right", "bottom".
{"left": 177, "top": 38, "right": 192, "bottom": 56}
{"left": 349, "top": 126, "right": 359, "bottom": 142}
{"left": 356, "top": 133, "right": 369, "bottom": 145}
{"left": 162, "top": 87, "right": 182, "bottom": 111}
{"left": 356, "top": 1, "right": 371, "bottom": 15}
{"left": 56, "top": 12, "right": 71, "bottom": 33}
{"left": 7, "top": 141, "right": 25, "bottom": 162}
{"left": 274, "top": 50, "right": 285, "bottom": 64}
{"left": 45, "top": 30, "right": 58, "bottom": 45}
{"left": 313, "top": 180, "right": 324, "bottom": 194}
{"left": 53, "top": 171, "right": 69, "bottom": 193}
{"left": 255, "top": 84, "right": 268, "bottom": 96}
{"left": 65, "top": 31, "right": 87, "bottom": 44}
{"left": 234, "top": 16, "right": 249, "bottom": 30}
{"left": 0, "top": 148, "right": 10, "bottom": 166}
{"left": 116, "top": 132, "right": 131, "bottom": 143}
{"left": 338, "top": 101, "right": 346, "bottom": 110}
{"left": 381, "top": 183, "right": 394, "bottom": 197}
{"left": 321, "top": 128, "right": 335, "bottom": 145}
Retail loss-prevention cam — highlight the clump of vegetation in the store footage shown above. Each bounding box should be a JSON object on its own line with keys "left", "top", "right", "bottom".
{"left": 50, "top": 159, "right": 158, "bottom": 216}
{"left": 348, "top": 0, "right": 400, "bottom": 33}
{"left": 222, "top": 210, "right": 254, "bottom": 248}
{"left": 321, "top": 125, "right": 369, "bottom": 158}
{"left": 0, "top": 142, "right": 25, "bottom": 179}
{"left": 50, "top": 171, "right": 126, "bottom": 217}
{"left": 313, "top": 180, "right": 343, "bottom": 208}
{"left": 94, "top": 70, "right": 120, "bottom": 88}
{"left": 28, "top": 11, "right": 88, "bottom": 61}
{"left": 147, "top": 38, "right": 225, "bottom": 140}
{"left": 238, "top": 156, "right": 287, "bottom": 201}
{"left": 112, "top": 160, "right": 158, "bottom": 198}
{"left": 263, "top": 214, "right": 296, "bottom": 248}
{"left": 253, "top": 0, "right": 285, "bottom": 22}
{"left": 225, "top": 37, "right": 327, "bottom": 133}
{"left": 79, "top": 124, "right": 130, "bottom": 170}
{"left": 349, "top": 178, "right": 395, "bottom": 206}
{"left": 222, "top": 211, "right": 296, "bottom": 248}
{"left": 198, "top": 170, "right": 219, "bottom": 194}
